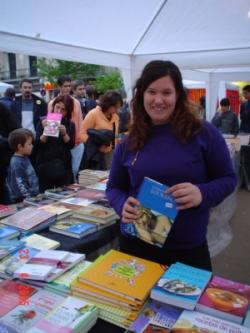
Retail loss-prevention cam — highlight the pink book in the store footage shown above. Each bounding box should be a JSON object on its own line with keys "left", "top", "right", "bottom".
{"left": 43, "top": 112, "right": 62, "bottom": 137}
{"left": 196, "top": 275, "right": 250, "bottom": 324}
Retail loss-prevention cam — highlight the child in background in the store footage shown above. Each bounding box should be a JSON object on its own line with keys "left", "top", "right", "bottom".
{"left": 7, "top": 128, "right": 39, "bottom": 202}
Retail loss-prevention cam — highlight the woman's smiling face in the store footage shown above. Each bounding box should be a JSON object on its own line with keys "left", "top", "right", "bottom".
{"left": 143, "top": 75, "right": 177, "bottom": 125}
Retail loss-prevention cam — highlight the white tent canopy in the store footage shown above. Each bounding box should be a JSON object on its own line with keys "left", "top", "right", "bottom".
{"left": 1, "top": 0, "right": 250, "bottom": 119}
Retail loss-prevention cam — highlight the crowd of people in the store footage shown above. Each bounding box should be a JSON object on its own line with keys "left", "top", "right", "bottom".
{"left": 1, "top": 60, "right": 250, "bottom": 270}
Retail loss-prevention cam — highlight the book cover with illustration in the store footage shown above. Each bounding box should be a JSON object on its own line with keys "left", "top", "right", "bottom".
{"left": 49, "top": 217, "right": 97, "bottom": 238}
{"left": 0, "top": 280, "right": 37, "bottom": 317}
{"left": 196, "top": 275, "right": 250, "bottom": 324}
{"left": 0, "top": 289, "right": 64, "bottom": 333}
{"left": 43, "top": 112, "right": 62, "bottom": 137}
{"left": 151, "top": 262, "right": 212, "bottom": 310}
{"left": 121, "top": 177, "right": 178, "bottom": 247}
{"left": 26, "top": 296, "right": 98, "bottom": 333}
{"left": 72, "top": 204, "right": 117, "bottom": 224}
{"left": 128, "top": 300, "right": 182, "bottom": 333}
{"left": 78, "top": 249, "right": 164, "bottom": 303}
{"left": 171, "top": 310, "right": 250, "bottom": 333}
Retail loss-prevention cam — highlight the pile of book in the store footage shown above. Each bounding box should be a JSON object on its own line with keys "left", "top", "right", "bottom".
{"left": 49, "top": 204, "right": 118, "bottom": 239}
{"left": 0, "top": 280, "right": 98, "bottom": 333}
{"left": 78, "top": 169, "right": 109, "bottom": 187}
{"left": 71, "top": 249, "right": 165, "bottom": 329}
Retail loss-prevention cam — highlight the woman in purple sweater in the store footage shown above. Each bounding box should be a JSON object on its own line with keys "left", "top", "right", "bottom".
{"left": 106, "top": 60, "right": 237, "bottom": 270}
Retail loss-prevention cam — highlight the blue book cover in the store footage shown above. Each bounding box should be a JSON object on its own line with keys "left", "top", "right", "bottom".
{"left": 122, "top": 177, "right": 178, "bottom": 247}
{"left": 50, "top": 218, "right": 97, "bottom": 238}
{"left": 151, "top": 263, "right": 212, "bottom": 310}
{"left": 0, "top": 224, "right": 19, "bottom": 240}
{"left": 0, "top": 239, "right": 25, "bottom": 260}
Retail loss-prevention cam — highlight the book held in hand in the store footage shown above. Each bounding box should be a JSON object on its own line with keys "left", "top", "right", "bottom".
{"left": 43, "top": 112, "right": 62, "bottom": 137}
{"left": 122, "top": 177, "right": 178, "bottom": 247}
{"left": 196, "top": 275, "right": 250, "bottom": 324}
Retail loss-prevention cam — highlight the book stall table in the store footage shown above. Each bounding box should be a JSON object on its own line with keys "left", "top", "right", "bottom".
{"left": 38, "top": 222, "right": 119, "bottom": 261}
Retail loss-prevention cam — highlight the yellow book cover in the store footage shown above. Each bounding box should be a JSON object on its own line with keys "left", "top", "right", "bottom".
{"left": 78, "top": 249, "right": 164, "bottom": 303}
{"left": 71, "top": 280, "right": 141, "bottom": 309}
{"left": 21, "top": 233, "right": 60, "bottom": 250}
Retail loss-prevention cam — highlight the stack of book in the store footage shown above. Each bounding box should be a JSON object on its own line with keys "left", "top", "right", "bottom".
{"left": 0, "top": 239, "right": 25, "bottom": 260}
{"left": 44, "top": 187, "right": 77, "bottom": 200}
{"left": 13, "top": 249, "right": 86, "bottom": 284}
{"left": 196, "top": 275, "right": 250, "bottom": 324}
{"left": 23, "top": 194, "right": 58, "bottom": 207}
{"left": 0, "top": 207, "right": 57, "bottom": 233}
{"left": 20, "top": 233, "right": 60, "bottom": 250}
{"left": 0, "top": 223, "right": 20, "bottom": 240}
{"left": 0, "top": 204, "right": 17, "bottom": 219}
{"left": 71, "top": 249, "right": 165, "bottom": 329}
{"left": 150, "top": 262, "right": 212, "bottom": 310}
{"left": 171, "top": 310, "right": 250, "bottom": 333}
{"left": 78, "top": 169, "right": 109, "bottom": 187}
{"left": 38, "top": 202, "right": 73, "bottom": 220}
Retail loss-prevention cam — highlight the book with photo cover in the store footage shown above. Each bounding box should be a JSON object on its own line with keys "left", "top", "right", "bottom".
{"left": 151, "top": 262, "right": 212, "bottom": 310}
{"left": 122, "top": 177, "right": 178, "bottom": 247}
{"left": 43, "top": 112, "right": 62, "bottom": 137}
{"left": 196, "top": 275, "right": 250, "bottom": 324}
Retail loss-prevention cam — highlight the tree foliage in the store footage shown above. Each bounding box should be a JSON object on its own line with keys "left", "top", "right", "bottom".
{"left": 36, "top": 58, "right": 101, "bottom": 83}
{"left": 93, "top": 71, "right": 124, "bottom": 94}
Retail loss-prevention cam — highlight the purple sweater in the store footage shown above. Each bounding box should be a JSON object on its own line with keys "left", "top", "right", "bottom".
{"left": 106, "top": 121, "right": 237, "bottom": 249}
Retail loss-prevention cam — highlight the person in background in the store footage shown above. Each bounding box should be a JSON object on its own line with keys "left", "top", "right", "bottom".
{"left": 212, "top": 98, "right": 239, "bottom": 136}
{"left": 48, "top": 75, "right": 83, "bottom": 182}
{"left": 240, "top": 85, "right": 250, "bottom": 133}
{"left": 80, "top": 90, "right": 123, "bottom": 170}
{"left": 11, "top": 79, "right": 47, "bottom": 134}
{"left": 85, "top": 85, "right": 97, "bottom": 112}
{"left": 36, "top": 95, "right": 75, "bottom": 192}
{"left": 118, "top": 100, "right": 131, "bottom": 135}
{"left": 73, "top": 80, "right": 88, "bottom": 119}
{"left": 0, "top": 87, "right": 16, "bottom": 109}
{"left": 106, "top": 60, "right": 237, "bottom": 271}
{"left": 6, "top": 128, "right": 39, "bottom": 203}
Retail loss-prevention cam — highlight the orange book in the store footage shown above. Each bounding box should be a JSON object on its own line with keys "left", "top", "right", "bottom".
{"left": 78, "top": 249, "right": 164, "bottom": 303}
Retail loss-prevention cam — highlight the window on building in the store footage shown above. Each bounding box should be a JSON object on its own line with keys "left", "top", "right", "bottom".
{"left": 8, "top": 53, "right": 16, "bottom": 79}
{"left": 29, "top": 56, "right": 37, "bottom": 77}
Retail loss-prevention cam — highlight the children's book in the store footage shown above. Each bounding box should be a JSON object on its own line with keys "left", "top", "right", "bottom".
{"left": 151, "top": 262, "right": 212, "bottom": 310}
{"left": 0, "top": 239, "right": 25, "bottom": 260}
{"left": 128, "top": 300, "right": 182, "bottom": 333}
{"left": 171, "top": 310, "right": 250, "bottom": 333}
{"left": 0, "top": 280, "right": 37, "bottom": 317}
{"left": 26, "top": 296, "right": 98, "bottom": 333}
{"left": 78, "top": 249, "right": 164, "bottom": 304}
{"left": 196, "top": 275, "right": 250, "bottom": 324}
{"left": 49, "top": 217, "right": 97, "bottom": 239}
{"left": 0, "top": 223, "right": 20, "bottom": 240}
{"left": 0, "top": 207, "right": 56, "bottom": 232}
{"left": 121, "top": 177, "right": 178, "bottom": 247}
{"left": 43, "top": 112, "right": 62, "bottom": 137}
{"left": 0, "top": 289, "right": 64, "bottom": 333}
{"left": 0, "top": 204, "right": 17, "bottom": 219}
{"left": 21, "top": 233, "right": 60, "bottom": 250}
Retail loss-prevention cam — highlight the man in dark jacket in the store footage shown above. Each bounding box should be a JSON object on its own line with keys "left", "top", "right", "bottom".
{"left": 11, "top": 79, "right": 47, "bottom": 133}
{"left": 240, "top": 85, "right": 250, "bottom": 133}
{"left": 212, "top": 98, "right": 239, "bottom": 136}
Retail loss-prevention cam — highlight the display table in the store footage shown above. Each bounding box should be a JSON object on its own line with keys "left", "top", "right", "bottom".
{"left": 39, "top": 222, "right": 119, "bottom": 260}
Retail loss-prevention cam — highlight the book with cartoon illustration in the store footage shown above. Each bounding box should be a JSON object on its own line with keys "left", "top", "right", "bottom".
{"left": 78, "top": 249, "right": 164, "bottom": 304}
{"left": 151, "top": 262, "right": 212, "bottom": 310}
{"left": 196, "top": 275, "right": 250, "bottom": 324}
{"left": 121, "top": 177, "right": 178, "bottom": 247}
{"left": 43, "top": 112, "right": 62, "bottom": 137}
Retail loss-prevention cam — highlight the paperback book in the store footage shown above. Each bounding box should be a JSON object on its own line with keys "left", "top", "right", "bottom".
{"left": 38, "top": 203, "right": 72, "bottom": 220}
{"left": 72, "top": 204, "right": 117, "bottom": 224}
{"left": 171, "top": 310, "right": 250, "bottom": 333}
{"left": 44, "top": 187, "right": 77, "bottom": 199}
{"left": 196, "top": 275, "right": 250, "bottom": 324}
{"left": 151, "top": 262, "right": 212, "bottom": 310}
{"left": 127, "top": 300, "right": 182, "bottom": 333}
{"left": 121, "top": 177, "right": 178, "bottom": 247}
{"left": 49, "top": 217, "right": 97, "bottom": 239}
{"left": 23, "top": 194, "right": 58, "bottom": 207}
{"left": 0, "top": 223, "right": 20, "bottom": 240}
{"left": 21, "top": 233, "right": 60, "bottom": 250}
{"left": 0, "top": 204, "right": 17, "bottom": 219}
{"left": 43, "top": 112, "right": 62, "bottom": 137}
{"left": 78, "top": 249, "right": 164, "bottom": 304}
{"left": 0, "top": 239, "right": 25, "bottom": 260}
